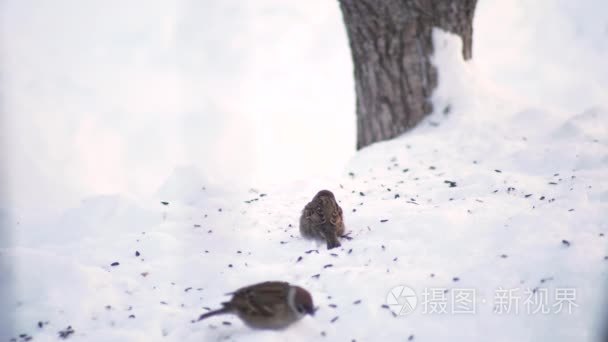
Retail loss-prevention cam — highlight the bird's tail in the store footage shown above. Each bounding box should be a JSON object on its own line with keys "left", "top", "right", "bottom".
{"left": 326, "top": 235, "right": 341, "bottom": 249}
{"left": 197, "top": 305, "right": 232, "bottom": 322}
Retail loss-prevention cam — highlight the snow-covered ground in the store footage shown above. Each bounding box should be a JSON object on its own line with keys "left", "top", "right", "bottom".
{"left": 1, "top": 1, "right": 608, "bottom": 341}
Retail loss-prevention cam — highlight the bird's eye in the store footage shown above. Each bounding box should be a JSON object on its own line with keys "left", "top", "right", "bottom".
{"left": 297, "top": 305, "right": 305, "bottom": 313}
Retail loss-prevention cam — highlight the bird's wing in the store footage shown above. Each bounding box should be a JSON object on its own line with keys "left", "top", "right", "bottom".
{"left": 231, "top": 282, "right": 289, "bottom": 317}
{"left": 303, "top": 200, "right": 324, "bottom": 225}
{"left": 329, "top": 202, "right": 343, "bottom": 226}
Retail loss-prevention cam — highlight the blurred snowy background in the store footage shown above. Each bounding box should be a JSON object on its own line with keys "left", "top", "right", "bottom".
{"left": 1, "top": 0, "right": 355, "bottom": 222}
{"left": 1, "top": 0, "right": 607, "bottom": 341}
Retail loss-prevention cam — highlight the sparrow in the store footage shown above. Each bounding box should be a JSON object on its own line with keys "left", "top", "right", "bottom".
{"left": 197, "top": 281, "right": 315, "bottom": 330}
{"left": 300, "top": 190, "right": 345, "bottom": 249}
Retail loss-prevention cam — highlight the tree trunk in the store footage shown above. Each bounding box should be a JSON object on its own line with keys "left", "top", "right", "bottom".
{"left": 339, "top": 0, "right": 477, "bottom": 149}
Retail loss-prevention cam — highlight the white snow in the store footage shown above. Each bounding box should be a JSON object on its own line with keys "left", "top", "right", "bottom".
{"left": 0, "top": 0, "right": 355, "bottom": 218}
{"left": 1, "top": 1, "right": 608, "bottom": 341}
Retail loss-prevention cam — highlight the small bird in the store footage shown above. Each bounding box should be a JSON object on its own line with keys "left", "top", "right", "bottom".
{"left": 300, "top": 190, "right": 345, "bottom": 249}
{"left": 197, "top": 281, "right": 315, "bottom": 330}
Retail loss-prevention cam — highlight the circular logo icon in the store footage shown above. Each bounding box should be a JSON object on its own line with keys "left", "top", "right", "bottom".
{"left": 386, "top": 285, "right": 417, "bottom": 316}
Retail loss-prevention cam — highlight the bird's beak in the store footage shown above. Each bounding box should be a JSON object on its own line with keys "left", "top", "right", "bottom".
{"left": 309, "top": 306, "right": 318, "bottom": 316}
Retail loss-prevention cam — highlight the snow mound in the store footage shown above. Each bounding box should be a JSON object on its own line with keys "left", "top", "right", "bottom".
{"left": 156, "top": 165, "right": 213, "bottom": 204}
{"left": 552, "top": 107, "right": 608, "bottom": 142}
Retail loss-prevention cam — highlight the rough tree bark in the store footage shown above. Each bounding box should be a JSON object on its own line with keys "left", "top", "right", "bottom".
{"left": 339, "top": 0, "right": 477, "bottom": 149}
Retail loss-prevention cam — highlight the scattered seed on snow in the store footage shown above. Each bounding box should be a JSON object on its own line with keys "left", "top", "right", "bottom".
{"left": 58, "top": 326, "right": 75, "bottom": 339}
{"left": 444, "top": 180, "right": 457, "bottom": 187}
{"left": 540, "top": 277, "right": 554, "bottom": 283}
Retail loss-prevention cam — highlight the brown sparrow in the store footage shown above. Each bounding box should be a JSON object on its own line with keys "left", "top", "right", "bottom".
{"left": 300, "top": 190, "right": 345, "bottom": 249}
{"left": 197, "top": 281, "right": 315, "bottom": 330}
